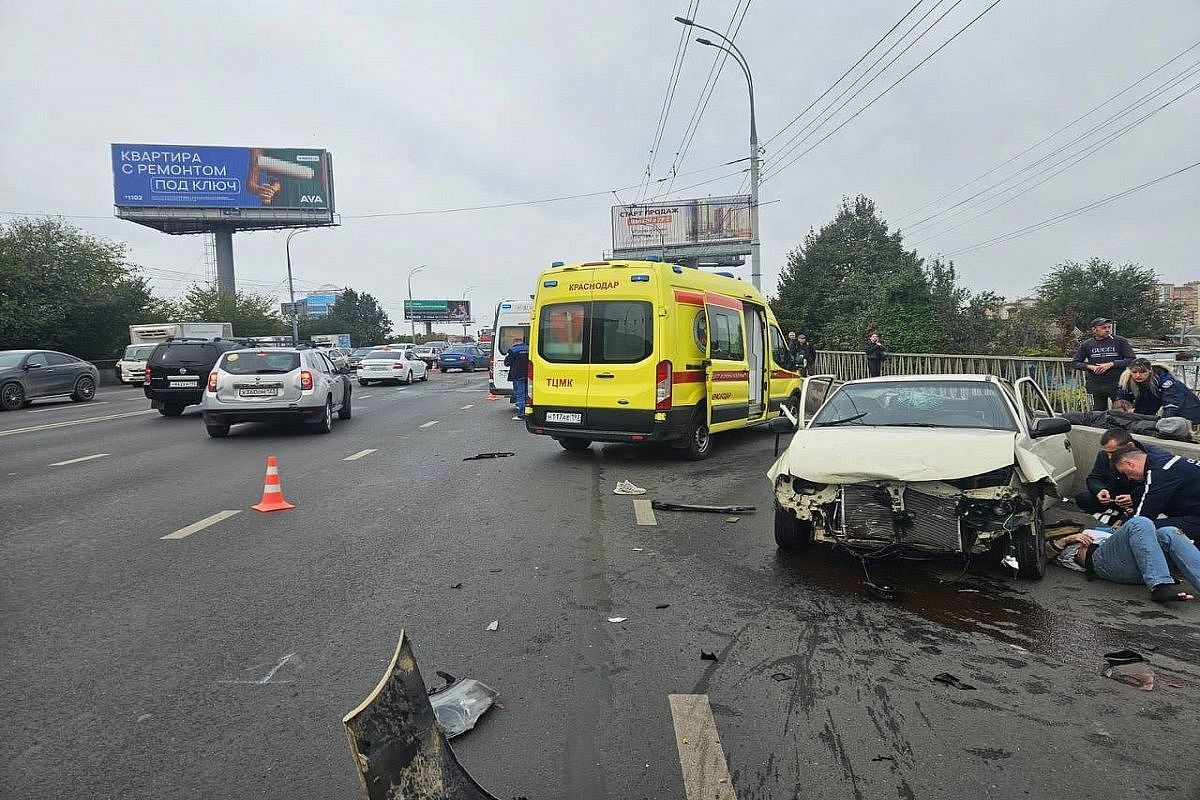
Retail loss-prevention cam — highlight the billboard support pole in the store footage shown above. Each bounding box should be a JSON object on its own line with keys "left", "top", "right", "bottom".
{"left": 214, "top": 224, "right": 235, "bottom": 296}
{"left": 285, "top": 229, "right": 310, "bottom": 344}
{"left": 407, "top": 265, "right": 427, "bottom": 345}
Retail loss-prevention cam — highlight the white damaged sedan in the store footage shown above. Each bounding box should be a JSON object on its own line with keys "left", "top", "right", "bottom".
{"left": 768, "top": 374, "right": 1077, "bottom": 578}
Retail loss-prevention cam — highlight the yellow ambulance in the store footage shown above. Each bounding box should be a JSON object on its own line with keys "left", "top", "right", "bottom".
{"left": 524, "top": 259, "right": 803, "bottom": 459}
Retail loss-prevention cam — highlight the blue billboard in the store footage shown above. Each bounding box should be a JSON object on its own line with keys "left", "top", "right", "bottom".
{"left": 111, "top": 144, "right": 332, "bottom": 210}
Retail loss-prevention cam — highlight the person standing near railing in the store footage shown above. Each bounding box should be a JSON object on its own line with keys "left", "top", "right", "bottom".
{"left": 865, "top": 331, "right": 886, "bottom": 378}
{"left": 1071, "top": 317, "right": 1135, "bottom": 411}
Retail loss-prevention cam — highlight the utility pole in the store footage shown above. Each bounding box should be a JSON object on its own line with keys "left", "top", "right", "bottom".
{"left": 407, "top": 265, "right": 427, "bottom": 345}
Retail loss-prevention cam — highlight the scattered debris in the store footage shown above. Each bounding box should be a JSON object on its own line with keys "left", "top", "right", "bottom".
{"left": 770, "top": 672, "right": 793, "bottom": 682}
{"left": 725, "top": 516, "right": 739, "bottom": 523}
{"left": 632, "top": 547, "right": 645, "bottom": 552}
{"left": 1000, "top": 554, "right": 1019, "bottom": 571}
{"left": 428, "top": 675, "right": 500, "bottom": 738}
{"left": 607, "top": 617, "right": 627, "bottom": 624}
{"left": 931, "top": 672, "right": 977, "bottom": 690}
{"left": 449, "top": 582, "right": 463, "bottom": 589}
{"left": 700, "top": 650, "right": 718, "bottom": 662}
{"left": 1103, "top": 649, "right": 1146, "bottom": 667}
{"left": 614, "top": 480, "right": 647, "bottom": 495}
{"left": 485, "top": 620, "right": 499, "bottom": 631}
{"left": 655, "top": 603, "right": 671, "bottom": 609}
{"left": 462, "top": 452, "right": 515, "bottom": 461}
{"left": 1103, "top": 661, "right": 1155, "bottom": 691}
{"left": 1167, "top": 682, "right": 1183, "bottom": 689}
{"left": 488, "top": 568, "right": 503, "bottom": 573}
{"left": 871, "top": 755, "right": 896, "bottom": 763}
{"left": 136, "top": 713, "right": 152, "bottom": 723}
{"left": 651, "top": 501, "right": 756, "bottom": 514}
{"left": 864, "top": 580, "right": 897, "bottom": 601}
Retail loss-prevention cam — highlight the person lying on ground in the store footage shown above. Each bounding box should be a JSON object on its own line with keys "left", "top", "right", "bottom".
{"left": 1048, "top": 516, "right": 1198, "bottom": 603}
{"left": 1116, "top": 358, "right": 1200, "bottom": 422}
{"left": 1075, "top": 428, "right": 1171, "bottom": 521}
{"left": 1112, "top": 445, "right": 1200, "bottom": 541}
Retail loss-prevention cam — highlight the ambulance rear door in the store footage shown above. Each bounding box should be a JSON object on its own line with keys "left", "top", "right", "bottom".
{"left": 532, "top": 269, "right": 593, "bottom": 425}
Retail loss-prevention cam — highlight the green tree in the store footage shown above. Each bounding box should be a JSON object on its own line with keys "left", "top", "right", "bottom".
{"left": 0, "top": 217, "right": 156, "bottom": 359}
{"left": 772, "top": 196, "right": 998, "bottom": 354}
{"left": 163, "top": 282, "right": 286, "bottom": 337}
{"left": 299, "top": 287, "right": 392, "bottom": 346}
{"left": 1035, "top": 258, "right": 1176, "bottom": 344}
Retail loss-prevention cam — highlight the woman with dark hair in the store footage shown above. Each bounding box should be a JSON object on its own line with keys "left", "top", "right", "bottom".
{"left": 1116, "top": 358, "right": 1200, "bottom": 422}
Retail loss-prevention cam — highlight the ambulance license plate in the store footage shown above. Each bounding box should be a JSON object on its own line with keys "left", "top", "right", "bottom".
{"left": 546, "top": 412, "right": 582, "bottom": 424}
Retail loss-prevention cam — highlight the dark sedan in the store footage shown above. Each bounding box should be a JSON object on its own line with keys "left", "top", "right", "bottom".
{"left": 436, "top": 345, "right": 489, "bottom": 372}
{"left": 0, "top": 350, "right": 99, "bottom": 410}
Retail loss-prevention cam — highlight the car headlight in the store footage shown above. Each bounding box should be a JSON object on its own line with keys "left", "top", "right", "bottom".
{"left": 791, "top": 477, "right": 826, "bottom": 494}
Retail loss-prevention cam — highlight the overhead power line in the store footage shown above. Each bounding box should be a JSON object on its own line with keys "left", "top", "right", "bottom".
{"left": 761, "top": 0, "right": 927, "bottom": 149}
{"left": 763, "top": 0, "right": 957, "bottom": 169}
{"left": 909, "top": 74, "right": 1200, "bottom": 242}
{"left": 636, "top": 0, "right": 700, "bottom": 202}
{"left": 652, "top": 0, "right": 752, "bottom": 201}
{"left": 762, "top": 0, "right": 1004, "bottom": 185}
{"left": 894, "top": 38, "right": 1200, "bottom": 222}
{"left": 941, "top": 158, "right": 1200, "bottom": 258}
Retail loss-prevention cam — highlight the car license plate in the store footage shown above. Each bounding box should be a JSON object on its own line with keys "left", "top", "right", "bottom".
{"left": 546, "top": 412, "right": 582, "bottom": 424}
{"left": 238, "top": 386, "right": 279, "bottom": 397}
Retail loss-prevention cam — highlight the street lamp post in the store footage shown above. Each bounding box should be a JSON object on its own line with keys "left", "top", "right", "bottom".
{"left": 675, "top": 16, "right": 761, "bottom": 290}
{"left": 285, "top": 229, "right": 311, "bottom": 344}
{"left": 407, "top": 264, "right": 427, "bottom": 345}
{"left": 461, "top": 286, "right": 476, "bottom": 341}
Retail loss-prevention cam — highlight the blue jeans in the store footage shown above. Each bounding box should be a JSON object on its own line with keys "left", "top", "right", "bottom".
{"left": 1091, "top": 516, "right": 1200, "bottom": 590}
{"left": 512, "top": 378, "right": 527, "bottom": 419}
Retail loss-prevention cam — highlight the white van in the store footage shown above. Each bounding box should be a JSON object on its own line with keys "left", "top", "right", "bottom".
{"left": 489, "top": 299, "right": 533, "bottom": 397}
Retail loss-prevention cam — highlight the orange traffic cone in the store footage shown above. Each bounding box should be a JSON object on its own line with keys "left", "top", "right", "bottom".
{"left": 252, "top": 455, "right": 295, "bottom": 512}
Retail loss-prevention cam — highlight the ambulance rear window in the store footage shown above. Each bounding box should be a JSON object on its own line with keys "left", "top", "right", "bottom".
{"left": 538, "top": 301, "right": 652, "bottom": 364}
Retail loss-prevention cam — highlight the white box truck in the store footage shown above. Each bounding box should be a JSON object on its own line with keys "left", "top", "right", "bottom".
{"left": 117, "top": 323, "right": 234, "bottom": 384}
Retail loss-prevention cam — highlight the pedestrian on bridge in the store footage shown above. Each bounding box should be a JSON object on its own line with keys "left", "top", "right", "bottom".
{"left": 865, "top": 331, "right": 886, "bottom": 378}
{"left": 1071, "top": 318, "right": 1135, "bottom": 411}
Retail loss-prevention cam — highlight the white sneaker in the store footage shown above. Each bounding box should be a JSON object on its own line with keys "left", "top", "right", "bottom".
{"left": 512, "top": 415, "right": 524, "bottom": 420}
{"left": 613, "top": 480, "right": 647, "bottom": 495}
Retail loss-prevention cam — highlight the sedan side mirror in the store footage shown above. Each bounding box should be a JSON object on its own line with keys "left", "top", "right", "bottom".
{"left": 1030, "top": 416, "right": 1071, "bottom": 439}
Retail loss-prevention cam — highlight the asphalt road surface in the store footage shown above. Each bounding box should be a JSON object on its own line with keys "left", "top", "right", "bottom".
{"left": 2, "top": 376, "right": 1199, "bottom": 799}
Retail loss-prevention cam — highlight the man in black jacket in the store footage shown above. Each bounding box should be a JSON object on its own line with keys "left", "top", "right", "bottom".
{"left": 1075, "top": 428, "right": 1170, "bottom": 521}
{"left": 1071, "top": 318, "right": 1135, "bottom": 411}
{"left": 865, "top": 331, "right": 885, "bottom": 378}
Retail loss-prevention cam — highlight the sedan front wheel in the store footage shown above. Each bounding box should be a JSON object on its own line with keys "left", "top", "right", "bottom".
{"left": 1, "top": 382, "right": 25, "bottom": 411}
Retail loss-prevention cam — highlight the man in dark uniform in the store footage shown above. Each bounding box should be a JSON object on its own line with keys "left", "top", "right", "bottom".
{"left": 1071, "top": 317, "right": 1135, "bottom": 411}
{"left": 1075, "top": 428, "right": 1171, "bottom": 522}
{"left": 1114, "top": 446, "right": 1200, "bottom": 541}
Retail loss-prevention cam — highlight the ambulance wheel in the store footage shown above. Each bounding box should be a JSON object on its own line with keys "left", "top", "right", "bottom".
{"left": 558, "top": 438, "right": 591, "bottom": 452}
{"left": 773, "top": 501, "right": 812, "bottom": 549}
{"left": 681, "top": 414, "right": 712, "bottom": 460}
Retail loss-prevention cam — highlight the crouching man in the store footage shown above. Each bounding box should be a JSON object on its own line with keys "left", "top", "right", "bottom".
{"left": 1113, "top": 444, "right": 1200, "bottom": 541}
{"left": 1074, "top": 429, "right": 1171, "bottom": 522}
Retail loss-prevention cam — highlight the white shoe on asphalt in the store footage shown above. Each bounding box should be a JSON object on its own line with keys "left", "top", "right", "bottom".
{"left": 613, "top": 480, "right": 647, "bottom": 495}
{"left": 512, "top": 415, "right": 524, "bottom": 420}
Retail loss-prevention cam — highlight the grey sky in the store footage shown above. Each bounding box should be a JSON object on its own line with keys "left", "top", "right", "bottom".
{"left": 2, "top": 1, "right": 1197, "bottom": 333}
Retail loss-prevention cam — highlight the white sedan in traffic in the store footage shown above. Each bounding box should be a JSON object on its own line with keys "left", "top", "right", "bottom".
{"left": 357, "top": 349, "right": 429, "bottom": 385}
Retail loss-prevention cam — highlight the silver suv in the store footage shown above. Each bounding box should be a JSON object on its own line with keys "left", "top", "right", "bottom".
{"left": 200, "top": 347, "right": 352, "bottom": 438}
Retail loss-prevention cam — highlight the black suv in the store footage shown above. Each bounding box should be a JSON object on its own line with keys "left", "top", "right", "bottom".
{"left": 144, "top": 338, "right": 247, "bottom": 416}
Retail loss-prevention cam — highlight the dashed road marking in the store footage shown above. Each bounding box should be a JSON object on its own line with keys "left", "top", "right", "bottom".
{"left": 27, "top": 401, "right": 109, "bottom": 413}
{"left": 161, "top": 510, "right": 242, "bottom": 541}
{"left": 49, "top": 453, "right": 110, "bottom": 467}
{"left": 669, "top": 694, "right": 737, "bottom": 800}
{"left": 0, "top": 410, "right": 155, "bottom": 437}
{"left": 419, "top": 420, "right": 440, "bottom": 428}
{"left": 343, "top": 449, "right": 377, "bottom": 461}
{"left": 461, "top": 404, "right": 474, "bottom": 410}
{"left": 633, "top": 499, "right": 657, "bottom": 526}
{"left": 358, "top": 394, "right": 373, "bottom": 399}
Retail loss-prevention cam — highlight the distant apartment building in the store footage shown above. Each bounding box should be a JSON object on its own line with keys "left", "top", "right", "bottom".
{"left": 1157, "top": 281, "right": 1200, "bottom": 328}
{"left": 987, "top": 296, "right": 1038, "bottom": 320}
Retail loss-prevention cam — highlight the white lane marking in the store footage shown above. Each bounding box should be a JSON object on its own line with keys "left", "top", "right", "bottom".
{"left": 419, "top": 420, "right": 440, "bottom": 428}
{"left": 0, "top": 409, "right": 155, "bottom": 437}
{"left": 27, "top": 401, "right": 109, "bottom": 413}
{"left": 343, "top": 449, "right": 377, "bottom": 461}
{"left": 669, "top": 694, "right": 737, "bottom": 800}
{"left": 217, "top": 652, "right": 298, "bottom": 685}
{"left": 460, "top": 404, "right": 474, "bottom": 410}
{"left": 49, "top": 453, "right": 110, "bottom": 467}
{"left": 633, "top": 499, "right": 657, "bottom": 526}
{"left": 161, "top": 510, "right": 242, "bottom": 540}
{"left": 358, "top": 394, "right": 373, "bottom": 399}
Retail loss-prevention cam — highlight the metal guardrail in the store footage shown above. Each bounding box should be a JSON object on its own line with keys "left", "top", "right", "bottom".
{"left": 813, "top": 350, "right": 1200, "bottom": 414}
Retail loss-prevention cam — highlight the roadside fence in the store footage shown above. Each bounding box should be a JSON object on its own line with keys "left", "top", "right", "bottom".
{"left": 813, "top": 350, "right": 1200, "bottom": 414}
